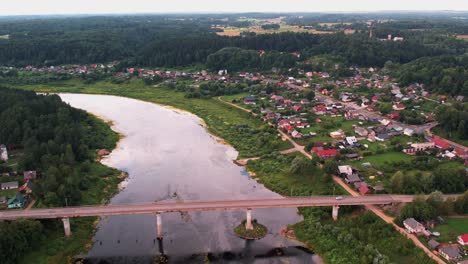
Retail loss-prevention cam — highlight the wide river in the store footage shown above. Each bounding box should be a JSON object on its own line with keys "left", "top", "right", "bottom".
{"left": 59, "top": 94, "right": 318, "bottom": 264}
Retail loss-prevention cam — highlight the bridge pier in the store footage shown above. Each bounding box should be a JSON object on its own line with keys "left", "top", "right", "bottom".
{"left": 62, "top": 217, "right": 71, "bottom": 237}
{"left": 332, "top": 205, "right": 339, "bottom": 221}
{"left": 156, "top": 213, "right": 162, "bottom": 239}
{"left": 245, "top": 209, "right": 253, "bottom": 230}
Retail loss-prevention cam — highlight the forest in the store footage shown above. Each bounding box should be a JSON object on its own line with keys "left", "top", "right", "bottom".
{"left": 0, "top": 88, "right": 120, "bottom": 263}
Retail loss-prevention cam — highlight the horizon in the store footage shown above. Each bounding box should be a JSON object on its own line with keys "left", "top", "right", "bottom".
{"left": 1, "top": 0, "right": 468, "bottom": 16}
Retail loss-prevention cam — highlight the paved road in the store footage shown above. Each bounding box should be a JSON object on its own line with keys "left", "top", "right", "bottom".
{"left": 0, "top": 195, "right": 450, "bottom": 220}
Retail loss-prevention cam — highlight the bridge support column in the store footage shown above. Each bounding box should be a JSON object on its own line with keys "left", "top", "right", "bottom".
{"left": 332, "top": 205, "right": 339, "bottom": 221}
{"left": 156, "top": 213, "right": 162, "bottom": 239}
{"left": 245, "top": 209, "right": 253, "bottom": 230}
{"left": 62, "top": 217, "right": 71, "bottom": 237}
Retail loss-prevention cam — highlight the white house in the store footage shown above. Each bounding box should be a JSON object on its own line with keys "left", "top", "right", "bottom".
{"left": 338, "top": 165, "right": 353, "bottom": 176}
{"left": 403, "top": 218, "right": 425, "bottom": 234}
{"left": 345, "top": 136, "right": 357, "bottom": 146}
{"left": 0, "top": 144, "right": 7, "bottom": 162}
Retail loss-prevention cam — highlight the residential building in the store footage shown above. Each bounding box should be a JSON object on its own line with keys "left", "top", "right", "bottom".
{"left": 345, "top": 173, "right": 361, "bottom": 184}
{"left": 7, "top": 193, "right": 25, "bottom": 209}
{"left": 1, "top": 181, "right": 18, "bottom": 190}
{"left": 403, "top": 218, "right": 425, "bottom": 234}
{"left": 428, "top": 239, "right": 440, "bottom": 250}
{"left": 243, "top": 95, "right": 257, "bottom": 105}
{"left": 439, "top": 245, "right": 462, "bottom": 261}
{"left": 24, "top": 171, "right": 37, "bottom": 180}
{"left": 375, "top": 134, "right": 390, "bottom": 142}
{"left": 0, "top": 144, "right": 7, "bottom": 161}
{"left": 354, "top": 126, "right": 369, "bottom": 137}
{"left": 0, "top": 196, "right": 7, "bottom": 204}
{"left": 345, "top": 136, "right": 357, "bottom": 146}
{"left": 411, "top": 142, "right": 435, "bottom": 151}
{"left": 403, "top": 128, "right": 414, "bottom": 136}
{"left": 457, "top": 234, "right": 468, "bottom": 246}
{"left": 338, "top": 165, "right": 353, "bottom": 176}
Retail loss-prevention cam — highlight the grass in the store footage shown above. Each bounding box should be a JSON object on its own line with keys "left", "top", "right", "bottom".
{"left": 432, "top": 218, "right": 468, "bottom": 244}
{"left": 15, "top": 79, "right": 292, "bottom": 158}
{"left": 0, "top": 188, "right": 18, "bottom": 197}
{"left": 350, "top": 151, "right": 413, "bottom": 170}
{"left": 234, "top": 220, "right": 268, "bottom": 240}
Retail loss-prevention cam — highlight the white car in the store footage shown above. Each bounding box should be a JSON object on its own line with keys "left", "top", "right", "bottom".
{"left": 335, "top": 196, "right": 344, "bottom": 200}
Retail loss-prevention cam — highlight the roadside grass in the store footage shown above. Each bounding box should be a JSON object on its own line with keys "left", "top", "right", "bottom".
{"left": 0, "top": 188, "right": 18, "bottom": 197}
{"left": 15, "top": 79, "right": 292, "bottom": 158}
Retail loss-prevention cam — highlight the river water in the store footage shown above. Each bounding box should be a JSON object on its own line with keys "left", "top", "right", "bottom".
{"left": 59, "top": 94, "right": 317, "bottom": 264}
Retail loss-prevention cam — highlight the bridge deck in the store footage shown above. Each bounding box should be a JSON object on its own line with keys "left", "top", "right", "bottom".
{"left": 0, "top": 195, "right": 433, "bottom": 220}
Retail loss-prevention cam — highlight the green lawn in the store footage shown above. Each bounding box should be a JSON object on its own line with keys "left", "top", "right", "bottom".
{"left": 15, "top": 79, "right": 292, "bottom": 158}
{"left": 433, "top": 218, "right": 468, "bottom": 244}
{"left": 350, "top": 151, "right": 413, "bottom": 170}
{"left": 0, "top": 188, "right": 18, "bottom": 197}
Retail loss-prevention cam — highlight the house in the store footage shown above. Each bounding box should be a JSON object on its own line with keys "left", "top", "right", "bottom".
{"left": 0, "top": 144, "right": 8, "bottom": 161}
{"left": 0, "top": 196, "right": 7, "bottom": 204}
{"left": 7, "top": 193, "right": 25, "bottom": 209}
{"left": 23, "top": 171, "right": 37, "bottom": 180}
{"left": 457, "top": 234, "right": 468, "bottom": 246}
{"left": 313, "top": 105, "right": 327, "bottom": 115}
{"left": 403, "top": 128, "right": 414, "bottom": 137}
{"left": 338, "top": 165, "right": 353, "bottom": 176}
{"left": 345, "top": 174, "right": 361, "bottom": 184}
{"left": 387, "top": 112, "right": 400, "bottom": 120}
{"left": 439, "top": 245, "right": 462, "bottom": 261}
{"left": 293, "top": 105, "right": 302, "bottom": 112}
{"left": 330, "top": 130, "right": 345, "bottom": 139}
{"left": 375, "top": 134, "right": 390, "bottom": 142}
{"left": 411, "top": 142, "right": 435, "bottom": 152}
{"left": 345, "top": 136, "right": 357, "bottom": 146}
{"left": 1, "top": 181, "right": 18, "bottom": 190}
{"left": 403, "top": 218, "right": 425, "bottom": 234}
{"left": 428, "top": 239, "right": 440, "bottom": 250}
{"left": 243, "top": 95, "right": 257, "bottom": 105}
{"left": 432, "top": 137, "right": 451, "bottom": 149}
{"left": 392, "top": 103, "right": 406, "bottom": 111}
{"left": 345, "top": 153, "right": 362, "bottom": 161}
{"left": 315, "top": 149, "right": 337, "bottom": 159}
{"left": 291, "top": 130, "right": 303, "bottom": 139}
{"left": 354, "top": 126, "right": 369, "bottom": 137}
{"left": 358, "top": 185, "right": 370, "bottom": 195}
{"left": 19, "top": 180, "right": 33, "bottom": 194}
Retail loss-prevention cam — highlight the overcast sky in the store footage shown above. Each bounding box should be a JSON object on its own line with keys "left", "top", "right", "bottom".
{"left": 1, "top": 0, "right": 467, "bottom": 16}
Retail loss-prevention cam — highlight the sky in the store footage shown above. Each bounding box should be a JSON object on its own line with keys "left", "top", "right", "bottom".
{"left": 1, "top": 0, "right": 467, "bottom": 16}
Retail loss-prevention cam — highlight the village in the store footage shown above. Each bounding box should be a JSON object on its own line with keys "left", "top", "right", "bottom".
{"left": 1, "top": 56, "right": 467, "bottom": 263}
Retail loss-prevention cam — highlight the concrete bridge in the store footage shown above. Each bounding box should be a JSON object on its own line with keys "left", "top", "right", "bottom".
{"left": 0, "top": 195, "right": 458, "bottom": 237}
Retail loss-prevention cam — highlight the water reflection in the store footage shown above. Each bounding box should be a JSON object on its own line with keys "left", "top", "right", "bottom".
{"left": 59, "top": 94, "right": 315, "bottom": 263}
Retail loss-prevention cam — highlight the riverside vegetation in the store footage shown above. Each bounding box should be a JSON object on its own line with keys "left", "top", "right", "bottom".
{"left": 0, "top": 88, "right": 122, "bottom": 264}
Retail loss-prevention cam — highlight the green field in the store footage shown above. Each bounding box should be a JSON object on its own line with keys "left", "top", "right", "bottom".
{"left": 433, "top": 218, "right": 468, "bottom": 243}
{"left": 15, "top": 79, "right": 292, "bottom": 158}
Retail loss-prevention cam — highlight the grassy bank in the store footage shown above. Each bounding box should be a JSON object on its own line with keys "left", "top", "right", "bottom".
{"left": 14, "top": 79, "right": 292, "bottom": 158}
{"left": 17, "top": 115, "right": 123, "bottom": 264}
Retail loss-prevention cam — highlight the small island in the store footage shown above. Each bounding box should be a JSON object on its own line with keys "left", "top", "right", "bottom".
{"left": 234, "top": 219, "right": 268, "bottom": 240}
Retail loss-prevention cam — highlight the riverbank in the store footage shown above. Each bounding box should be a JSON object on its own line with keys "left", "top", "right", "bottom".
{"left": 18, "top": 113, "right": 124, "bottom": 264}
{"left": 14, "top": 79, "right": 292, "bottom": 158}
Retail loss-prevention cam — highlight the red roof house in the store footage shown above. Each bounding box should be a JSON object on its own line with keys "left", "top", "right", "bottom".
{"left": 431, "top": 137, "right": 451, "bottom": 149}
{"left": 359, "top": 185, "right": 371, "bottom": 195}
{"left": 315, "top": 149, "right": 337, "bottom": 158}
{"left": 458, "top": 234, "right": 468, "bottom": 246}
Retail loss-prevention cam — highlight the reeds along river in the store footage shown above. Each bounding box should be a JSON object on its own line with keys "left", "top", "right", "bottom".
{"left": 59, "top": 93, "right": 318, "bottom": 264}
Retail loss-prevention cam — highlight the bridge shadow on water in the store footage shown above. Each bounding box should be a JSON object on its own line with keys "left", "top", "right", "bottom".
{"left": 75, "top": 238, "right": 315, "bottom": 263}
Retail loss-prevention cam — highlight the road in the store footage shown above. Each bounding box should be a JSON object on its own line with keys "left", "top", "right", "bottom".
{"left": 217, "top": 96, "right": 311, "bottom": 158}
{"left": 0, "top": 195, "right": 454, "bottom": 221}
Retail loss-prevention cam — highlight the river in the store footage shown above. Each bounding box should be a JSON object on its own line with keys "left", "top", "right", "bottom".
{"left": 59, "top": 94, "right": 317, "bottom": 264}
